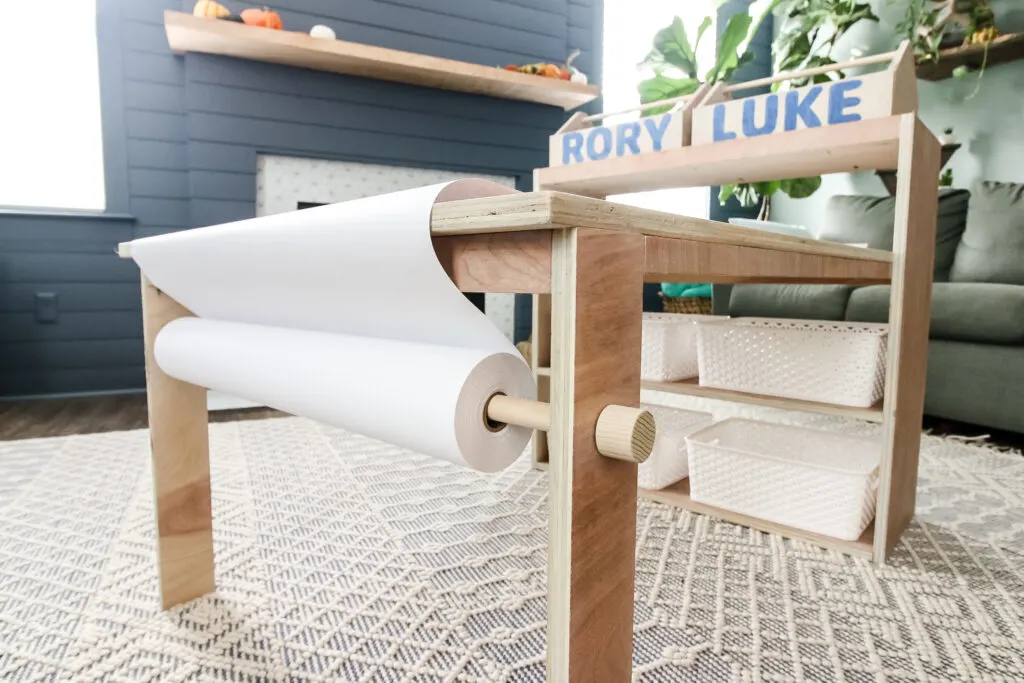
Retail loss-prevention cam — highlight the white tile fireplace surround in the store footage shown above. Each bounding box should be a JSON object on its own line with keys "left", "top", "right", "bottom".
{"left": 208, "top": 156, "right": 518, "bottom": 411}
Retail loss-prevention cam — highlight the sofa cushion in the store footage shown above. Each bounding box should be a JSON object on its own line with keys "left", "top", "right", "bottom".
{"left": 950, "top": 181, "right": 1024, "bottom": 285}
{"left": 845, "top": 282, "right": 1024, "bottom": 345}
{"left": 729, "top": 284, "right": 853, "bottom": 321}
{"left": 819, "top": 189, "right": 970, "bottom": 281}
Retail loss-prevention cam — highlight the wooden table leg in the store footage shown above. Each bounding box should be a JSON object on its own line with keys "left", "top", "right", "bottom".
{"left": 531, "top": 293, "right": 552, "bottom": 467}
{"left": 547, "top": 228, "right": 644, "bottom": 682}
{"left": 141, "top": 276, "right": 215, "bottom": 608}
{"left": 874, "top": 115, "right": 940, "bottom": 562}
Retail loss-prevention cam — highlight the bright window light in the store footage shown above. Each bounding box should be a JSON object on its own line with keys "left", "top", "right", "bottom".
{"left": 0, "top": 0, "right": 105, "bottom": 211}
{"left": 602, "top": 0, "right": 717, "bottom": 218}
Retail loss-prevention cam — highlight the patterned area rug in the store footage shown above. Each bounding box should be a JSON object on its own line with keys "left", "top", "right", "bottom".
{"left": 1, "top": 395, "right": 1023, "bottom": 682}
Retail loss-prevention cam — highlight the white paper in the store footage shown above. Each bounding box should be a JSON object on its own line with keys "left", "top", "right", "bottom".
{"left": 131, "top": 180, "right": 535, "bottom": 471}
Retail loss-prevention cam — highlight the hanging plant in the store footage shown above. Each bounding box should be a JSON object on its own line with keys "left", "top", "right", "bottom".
{"left": 894, "top": 0, "right": 998, "bottom": 99}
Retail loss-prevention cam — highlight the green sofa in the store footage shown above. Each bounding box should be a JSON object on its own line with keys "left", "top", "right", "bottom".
{"left": 723, "top": 181, "right": 1024, "bottom": 434}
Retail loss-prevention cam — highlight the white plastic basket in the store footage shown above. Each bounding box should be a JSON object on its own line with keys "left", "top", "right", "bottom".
{"left": 641, "top": 313, "right": 721, "bottom": 382}
{"left": 686, "top": 419, "right": 880, "bottom": 540}
{"left": 638, "top": 404, "right": 713, "bottom": 490}
{"left": 696, "top": 318, "right": 888, "bottom": 407}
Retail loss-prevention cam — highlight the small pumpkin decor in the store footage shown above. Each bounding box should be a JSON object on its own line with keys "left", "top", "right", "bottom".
{"left": 193, "top": 0, "right": 230, "bottom": 19}
{"left": 240, "top": 7, "right": 283, "bottom": 30}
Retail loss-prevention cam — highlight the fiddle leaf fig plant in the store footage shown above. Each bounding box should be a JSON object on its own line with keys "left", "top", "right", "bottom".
{"left": 719, "top": 0, "right": 877, "bottom": 216}
{"left": 636, "top": 4, "right": 772, "bottom": 116}
{"left": 774, "top": 0, "right": 879, "bottom": 88}
{"left": 637, "top": 1, "right": 840, "bottom": 218}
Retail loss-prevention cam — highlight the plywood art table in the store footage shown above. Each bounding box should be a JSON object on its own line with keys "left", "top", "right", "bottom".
{"left": 125, "top": 112, "right": 938, "bottom": 683}
{"left": 434, "top": 113, "right": 937, "bottom": 679}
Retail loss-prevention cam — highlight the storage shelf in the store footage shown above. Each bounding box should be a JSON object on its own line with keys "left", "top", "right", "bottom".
{"left": 643, "top": 378, "right": 884, "bottom": 422}
{"left": 640, "top": 479, "right": 875, "bottom": 559}
{"left": 164, "top": 11, "right": 599, "bottom": 109}
{"left": 917, "top": 32, "right": 1024, "bottom": 81}
{"left": 534, "top": 116, "right": 904, "bottom": 196}
{"left": 535, "top": 370, "right": 884, "bottom": 421}
{"left": 530, "top": 460, "right": 874, "bottom": 557}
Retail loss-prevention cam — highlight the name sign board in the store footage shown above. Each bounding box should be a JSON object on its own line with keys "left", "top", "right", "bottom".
{"left": 548, "top": 110, "right": 686, "bottom": 167}
{"left": 692, "top": 72, "right": 896, "bottom": 146}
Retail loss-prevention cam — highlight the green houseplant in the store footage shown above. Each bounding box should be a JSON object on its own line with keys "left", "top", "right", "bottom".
{"left": 721, "top": 0, "right": 879, "bottom": 217}
{"left": 637, "top": 0, "right": 878, "bottom": 218}
{"left": 894, "top": 0, "right": 999, "bottom": 93}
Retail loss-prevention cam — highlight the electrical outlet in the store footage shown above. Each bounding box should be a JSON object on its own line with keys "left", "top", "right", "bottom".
{"left": 35, "top": 292, "right": 58, "bottom": 323}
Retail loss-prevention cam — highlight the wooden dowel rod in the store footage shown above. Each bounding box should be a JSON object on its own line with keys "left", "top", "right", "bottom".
{"left": 487, "top": 394, "right": 551, "bottom": 432}
{"left": 723, "top": 50, "right": 895, "bottom": 94}
{"left": 486, "top": 394, "right": 654, "bottom": 464}
{"left": 581, "top": 93, "right": 694, "bottom": 123}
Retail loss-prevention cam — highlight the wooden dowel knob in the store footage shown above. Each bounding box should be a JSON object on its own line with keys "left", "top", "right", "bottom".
{"left": 595, "top": 405, "right": 655, "bottom": 464}
{"left": 485, "top": 394, "right": 655, "bottom": 464}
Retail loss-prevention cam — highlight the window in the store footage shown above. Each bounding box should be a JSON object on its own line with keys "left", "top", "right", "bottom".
{"left": 602, "top": 0, "right": 718, "bottom": 218}
{"left": 0, "top": 0, "right": 105, "bottom": 211}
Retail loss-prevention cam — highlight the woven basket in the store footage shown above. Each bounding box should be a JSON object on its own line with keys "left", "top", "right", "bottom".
{"left": 660, "top": 294, "right": 713, "bottom": 315}
{"left": 638, "top": 404, "right": 713, "bottom": 490}
{"left": 641, "top": 313, "right": 719, "bottom": 382}
{"left": 686, "top": 418, "right": 880, "bottom": 540}
{"left": 696, "top": 318, "right": 888, "bottom": 408}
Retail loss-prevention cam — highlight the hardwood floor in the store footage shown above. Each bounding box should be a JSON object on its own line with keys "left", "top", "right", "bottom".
{"left": 0, "top": 394, "right": 286, "bottom": 441}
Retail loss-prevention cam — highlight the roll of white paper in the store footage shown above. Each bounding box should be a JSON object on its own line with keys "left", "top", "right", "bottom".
{"left": 128, "top": 180, "right": 535, "bottom": 472}
{"left": 156, "top": 319, "right": 534, "bottom": 472}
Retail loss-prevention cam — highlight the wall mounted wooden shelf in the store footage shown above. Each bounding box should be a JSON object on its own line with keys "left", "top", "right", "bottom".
{"left": 164, "top": 11, "right": 599, "bottom": 110}
{"left": 916, "top": 32, "right": 1024, "bottom": 81}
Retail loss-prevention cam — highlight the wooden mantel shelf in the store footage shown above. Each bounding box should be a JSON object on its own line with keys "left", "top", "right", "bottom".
{"left": 164, "top": 11, "right": 600, "bottom": 110}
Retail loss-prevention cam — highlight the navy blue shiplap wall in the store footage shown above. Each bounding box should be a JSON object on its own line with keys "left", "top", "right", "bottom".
{"left": 0, "top": 0, "right": 601, "bottom": 397}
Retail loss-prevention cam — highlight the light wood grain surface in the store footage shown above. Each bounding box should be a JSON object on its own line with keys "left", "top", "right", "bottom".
{"left": 123, "top": 191, "right": 891, "bottom": 265}
{"left": 874, "top": 115, "right": 940, "bottom": 562}
{"left": 640, "top": 479, "right": 875, "bottom": 559}
{"left": 141, "top": 276, "right": 215, "bottom": 609}
{"left": 426, "top": 230, "right": 891, "bottom": 295}
{"left": 644, "top": 236, "right": 892, "bottom": 284}
{"left": 534, "top": 115, "right": 904, "bottom": 196}
{"left": 432, "top": 232, "right": 551, "bottom": 294}
{"left": 431, "top": 191, "right": 892, "bottom": 262}
{"left": 547, "top": 228, "right": 643, "bottom": 682}
{"left": 642, "top": 377, "right": 884, "bottom": 423}
{"left": 164, "top": 11, "right": 598, "bottom": 110}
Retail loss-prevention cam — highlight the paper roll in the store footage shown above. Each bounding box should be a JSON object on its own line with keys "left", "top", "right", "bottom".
{"left": 129, "top": 180, "right": 536, "bottom": 472}
{"left": 130, "top": 181, "right": 519, "bottom": 351}
{"left": 155, "top": 319, "right": 534, "bottom": 471}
